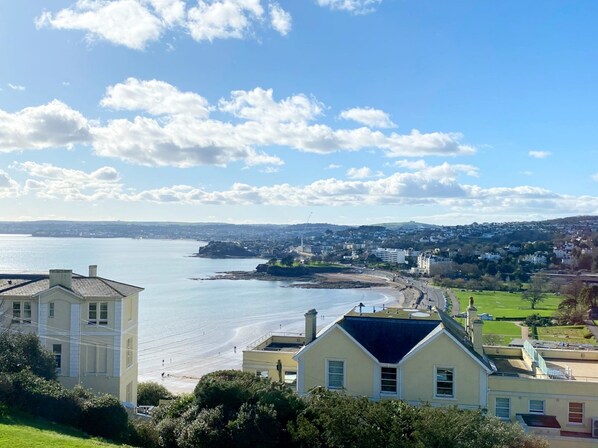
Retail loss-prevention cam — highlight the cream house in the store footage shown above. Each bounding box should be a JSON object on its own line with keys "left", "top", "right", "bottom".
{"left": 0, "top": 266, "right": 142, "bottom": 404}
{"left": 244, "top": 301, "right": 598, "bottom": 447}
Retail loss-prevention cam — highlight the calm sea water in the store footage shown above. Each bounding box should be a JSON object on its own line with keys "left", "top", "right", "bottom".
{"left": 0, "top": 235, "right": 385, "bottom": 391}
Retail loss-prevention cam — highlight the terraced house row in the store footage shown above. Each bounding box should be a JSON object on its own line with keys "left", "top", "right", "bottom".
{"left": 243, "top": 300, "right": 598, "bottom": 448}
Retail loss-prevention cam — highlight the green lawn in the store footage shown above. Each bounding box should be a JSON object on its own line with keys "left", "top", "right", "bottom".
{"left": 0, "top": 412, "right": 127, "bottom": 448}
{"left": 537, "top": 326, "right": 597, "bottom": 345}
{"left": 455, "top": 318, "right": 521, "bottom": 345}
{"left": 454, "top": 289, "right": 561, "bottom": 319}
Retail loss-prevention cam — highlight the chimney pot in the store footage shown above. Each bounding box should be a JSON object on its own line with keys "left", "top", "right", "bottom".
{"left": 304, "top": 309, "right": 318, "bottom": 344}
{"left": 49, "top": 269, "right": 72, "bottom": 289}
{"left": 89, "top": 265, "right": 98, "bottom": 277}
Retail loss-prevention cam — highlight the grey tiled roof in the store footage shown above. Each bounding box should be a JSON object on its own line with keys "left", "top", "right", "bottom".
{"left": 0, "top": 274, "right": 143, "bottom": 298}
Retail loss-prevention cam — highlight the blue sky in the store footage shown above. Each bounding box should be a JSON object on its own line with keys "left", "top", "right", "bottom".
{"left": 0, "top": 0, "right": 597, "bottom": 225}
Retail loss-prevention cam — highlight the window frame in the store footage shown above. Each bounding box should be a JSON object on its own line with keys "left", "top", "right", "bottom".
{"left": 495, "top": 397, "right": 511, "bottom": 420}
{"left": 12, "top": 300, "right": 32, "bottom": 324}
{"left": 49, "top": 302, "right": 55, "bottom": 318}
{"left": 326, "top": 359, "right": 345, "bottom": 390}
{"left": 434, "top": 366, "right": 455, "bottom": 399}
{"left": 381, "top": 367, "right": 398, "bottom": 394}
{"left": 284, "top": 370, "right": 297, "bottom": 389}
{"left": 568, "top": 402, "right": 584, "bottom": 425}
{"left": 88, "top": 302, "right": 108, "bottom": 325}
{"left": 529, "top": 399, "right": 545, "bottom": 415}
{"left": 53, "top": 344, "right": 62, "bottom": 374}
{"left": 126, "top": 337, "right": 134, "bottom": 368}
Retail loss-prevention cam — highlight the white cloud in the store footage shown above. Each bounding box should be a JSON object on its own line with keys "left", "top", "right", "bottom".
{"left": 339, "top": 107, "right": 395, "bottom": 128}
{"left": 100, "top": 77, "right": 211, "bottom": 117}
{"left": 36, "top": 0, "right": 164, "bottom": 50}
{"left": 36, "top": 0, "right": 293, "bottom": 49}
{"left": 316, "top": 0, "right": 382, "bottom": 14}
{"left": 0, "top": 170, "right": 20, "bottom": 198}
{"left": 346, "top": 166, "right": 372, "bottom": 179}
{"left": 219, "top": 87, "right": 323, "bottom": 123}
{"left": 0, "top": 100, "right": 90, "bottom": 152}
{"left": 14, "top": 161, "right": 121, "bottom": 201}
{"left": 186, "top": 0, "right": 264, "bottom": 41}
{"left": 592, "top": 172, "right": 598, "bottom": 182}
{"left": 327, "top": 164, "right": 341, "bottom": 169}
{"left": 8, "top": 83, "right": 25, "bottom": 91}
{"left": 528, "top": 150, "right": 551, "bottom": 159}
{"left": 269, "top": 2, "right": 291, "bottom": 36}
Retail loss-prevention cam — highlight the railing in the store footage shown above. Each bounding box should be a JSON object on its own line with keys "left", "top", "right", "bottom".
{"left": 524, "top": 340, "right": 572, "bottom": 380}
{"left": 246, "top": 331, "right": 304, "bottom": 351}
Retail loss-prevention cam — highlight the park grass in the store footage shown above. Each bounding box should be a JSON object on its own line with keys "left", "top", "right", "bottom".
{"left": 455, "top": 318, "right": 521, "bottom": 345}
{"left": 454, "top": 289, "right": 561, "bottom": 319}
{"left": 537, "top": 326, "right": 597, "bottom": 345}
{"left": 0, "top": 411, "right": 127, "bottom": 448}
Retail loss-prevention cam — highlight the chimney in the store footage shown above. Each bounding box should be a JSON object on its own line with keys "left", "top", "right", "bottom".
{"left": 49, "top": 269, "right": 72, "bottom": 289}
{"left": 304, "top": 309, "right": 318, "bottom": 344}
{"left": 466, "top": 296, "right": 477, "bottom": 335}
{"left": 472, "top": 318, "right": 484, "bottom": 355}
{"left": 89, "top": 265, "right": 98, "bottom": 277}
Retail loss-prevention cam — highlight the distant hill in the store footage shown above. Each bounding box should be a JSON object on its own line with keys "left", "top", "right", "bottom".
{"left": 375, "top": 221, "right": 439, "bottom": 230}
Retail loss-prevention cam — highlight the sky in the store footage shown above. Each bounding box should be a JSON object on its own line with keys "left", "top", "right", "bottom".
{"left": 0, "top": 0, "right": 597, "bottom": 226}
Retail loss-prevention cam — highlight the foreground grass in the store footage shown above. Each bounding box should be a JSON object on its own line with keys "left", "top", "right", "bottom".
{"left": 0, "top": 411, "right": 127, "bottom": 448}
{"left": 454, "top": 289, "right": 561, "bottom": 319}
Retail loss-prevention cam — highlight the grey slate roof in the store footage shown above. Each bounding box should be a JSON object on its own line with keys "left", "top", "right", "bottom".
{"left": 437, "top": 309, "right": 495, "bottom": 371}
{"left": 0, "top": 274, "right": 143, "bottom": 298}
{"left": 338, "top": 315, "right": 440, "bottom": 364}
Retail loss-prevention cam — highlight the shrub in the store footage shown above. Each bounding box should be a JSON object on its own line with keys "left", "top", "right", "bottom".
{"left": 81, "top": 394, "right": 128, "bottom": 439}
{"left": 524, "top": 313, "right": 552, "bottom": 327}
{"left": 138, "top": 381, "right": 174, "bottom": 406}
{"left": 127, "top": 419, "right": 161, "bottom": 448}
{"left": 0, "top": 331, "right": 56, "bottom": 380}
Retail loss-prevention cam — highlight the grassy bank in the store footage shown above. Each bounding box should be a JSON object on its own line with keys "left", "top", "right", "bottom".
{"left": 0, "top": 411, "right": 127, "bottom": 448}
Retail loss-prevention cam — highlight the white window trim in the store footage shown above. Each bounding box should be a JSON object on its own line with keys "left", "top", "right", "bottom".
{"left": 88, "top": 302, "right": 108, "bottom": 326}
{"left": 529, "top": 399, "right": 545, "bottom": 415}
{"left": 326, "top": 359, "right": 345, "bottom": 391}
{"left": 12, "top": 300, "right": 32, "bottom": 324}
{"left": 568, "top": 402, "right": 584, "bottom": 425}
{"left": 495, "top": 397, "right": 511, "bottom": 420}
{"left": 126, "top": 337, "right": 134, "bottom": 369}
{"left": 49, "top": 302, "right": 55, "bottom": 318}
{"left": 380, "top": 366, "right": 398, "bottom": 395}
{"left": 433, "top": 365, "right": 456, "bottom": 400}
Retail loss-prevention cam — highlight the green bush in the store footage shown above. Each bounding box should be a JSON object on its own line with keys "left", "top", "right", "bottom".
{"left": 81, "top": 394, "right": 128, "bottom": 439}
{"left": 0, "top": 332, "right": 57, "bottom": 380}
{"left": 127, "top": 419, "right": 161, "bottom": 448}
{"left": 138, "top": 381, "right": 174, "bottom": 406}
{"left": 8, "top": 371, "right": 81, "bottom": 426}
{"left": 524, "top": 313, "right": 552, "bottom": 327}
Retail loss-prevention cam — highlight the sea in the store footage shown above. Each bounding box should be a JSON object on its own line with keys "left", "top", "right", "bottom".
{"left": 0, "top": 235, "right": 387, "bottom": 391}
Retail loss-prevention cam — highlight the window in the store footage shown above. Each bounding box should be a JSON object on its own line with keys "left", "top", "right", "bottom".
{"left": 88, "top": 302, "right": 108, "bottom": 325}
{"left": 53, "top": 344, "right": 62, "bottom": 374}
{"left": 126, "top": 382, "right": 133, "bottom": 403}
{"left": 126, "top": 337, "right": 134, "bottom": 368}
{"left": 284, "top": 371, "right": 297, "bottom": 388}
{"left": 327, "top": 360, "right": 344, "bottom": 390}
{"left": 529, "top": 399, "right": 545, "bottom": 415}
{"left": 495, "top": 397, "right": 510, "bottom": 420}
{"left": 381, "top": 367, "right": 397, "bottom": 393}
{"left": 256, "top": 370, "right": 268, "bottom": 379}
{"left": 87, "top": 344, "right": 108, "bottom": 374}
{"left": 568, "top": 402, "right": 584, "bottom": 424}
{"left": 49, "top": 302, "right": 55, "bottom": 318}
{"left": 12, "top": 301, "right": 31, "bottom": 324}
{"left": 435, "top": 367, "right": 454, "bottom": 398}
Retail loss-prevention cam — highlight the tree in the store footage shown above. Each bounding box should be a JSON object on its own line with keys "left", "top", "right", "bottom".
{"left": 0, "top": 331, "right": 56, "bottom": 380}
{"left": 280, "top": 255, "right": 294, "bottom": 267}
{"left": 521, "top": 277, "right": 546, "bottom": 310}
{"left": 138, "top": 381, "right": 174, "bottom": 406}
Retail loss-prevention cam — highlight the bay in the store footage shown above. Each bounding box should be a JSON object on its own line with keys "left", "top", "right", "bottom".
{"left": 0, "top": 235, "right": 386, "bottom": 391}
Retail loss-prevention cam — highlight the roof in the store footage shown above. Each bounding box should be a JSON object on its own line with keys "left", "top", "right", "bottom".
{"left": 0, "top": 273, "right": 143, "bottom": 298}
{"left": 438, "top": 309, "right": 495, "bottom": 371}
{"left": 338, "top": 315, "right": 439, "bottom": 364}
{"left": 517, "top": 414, "right": 561, "bottom": 429}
